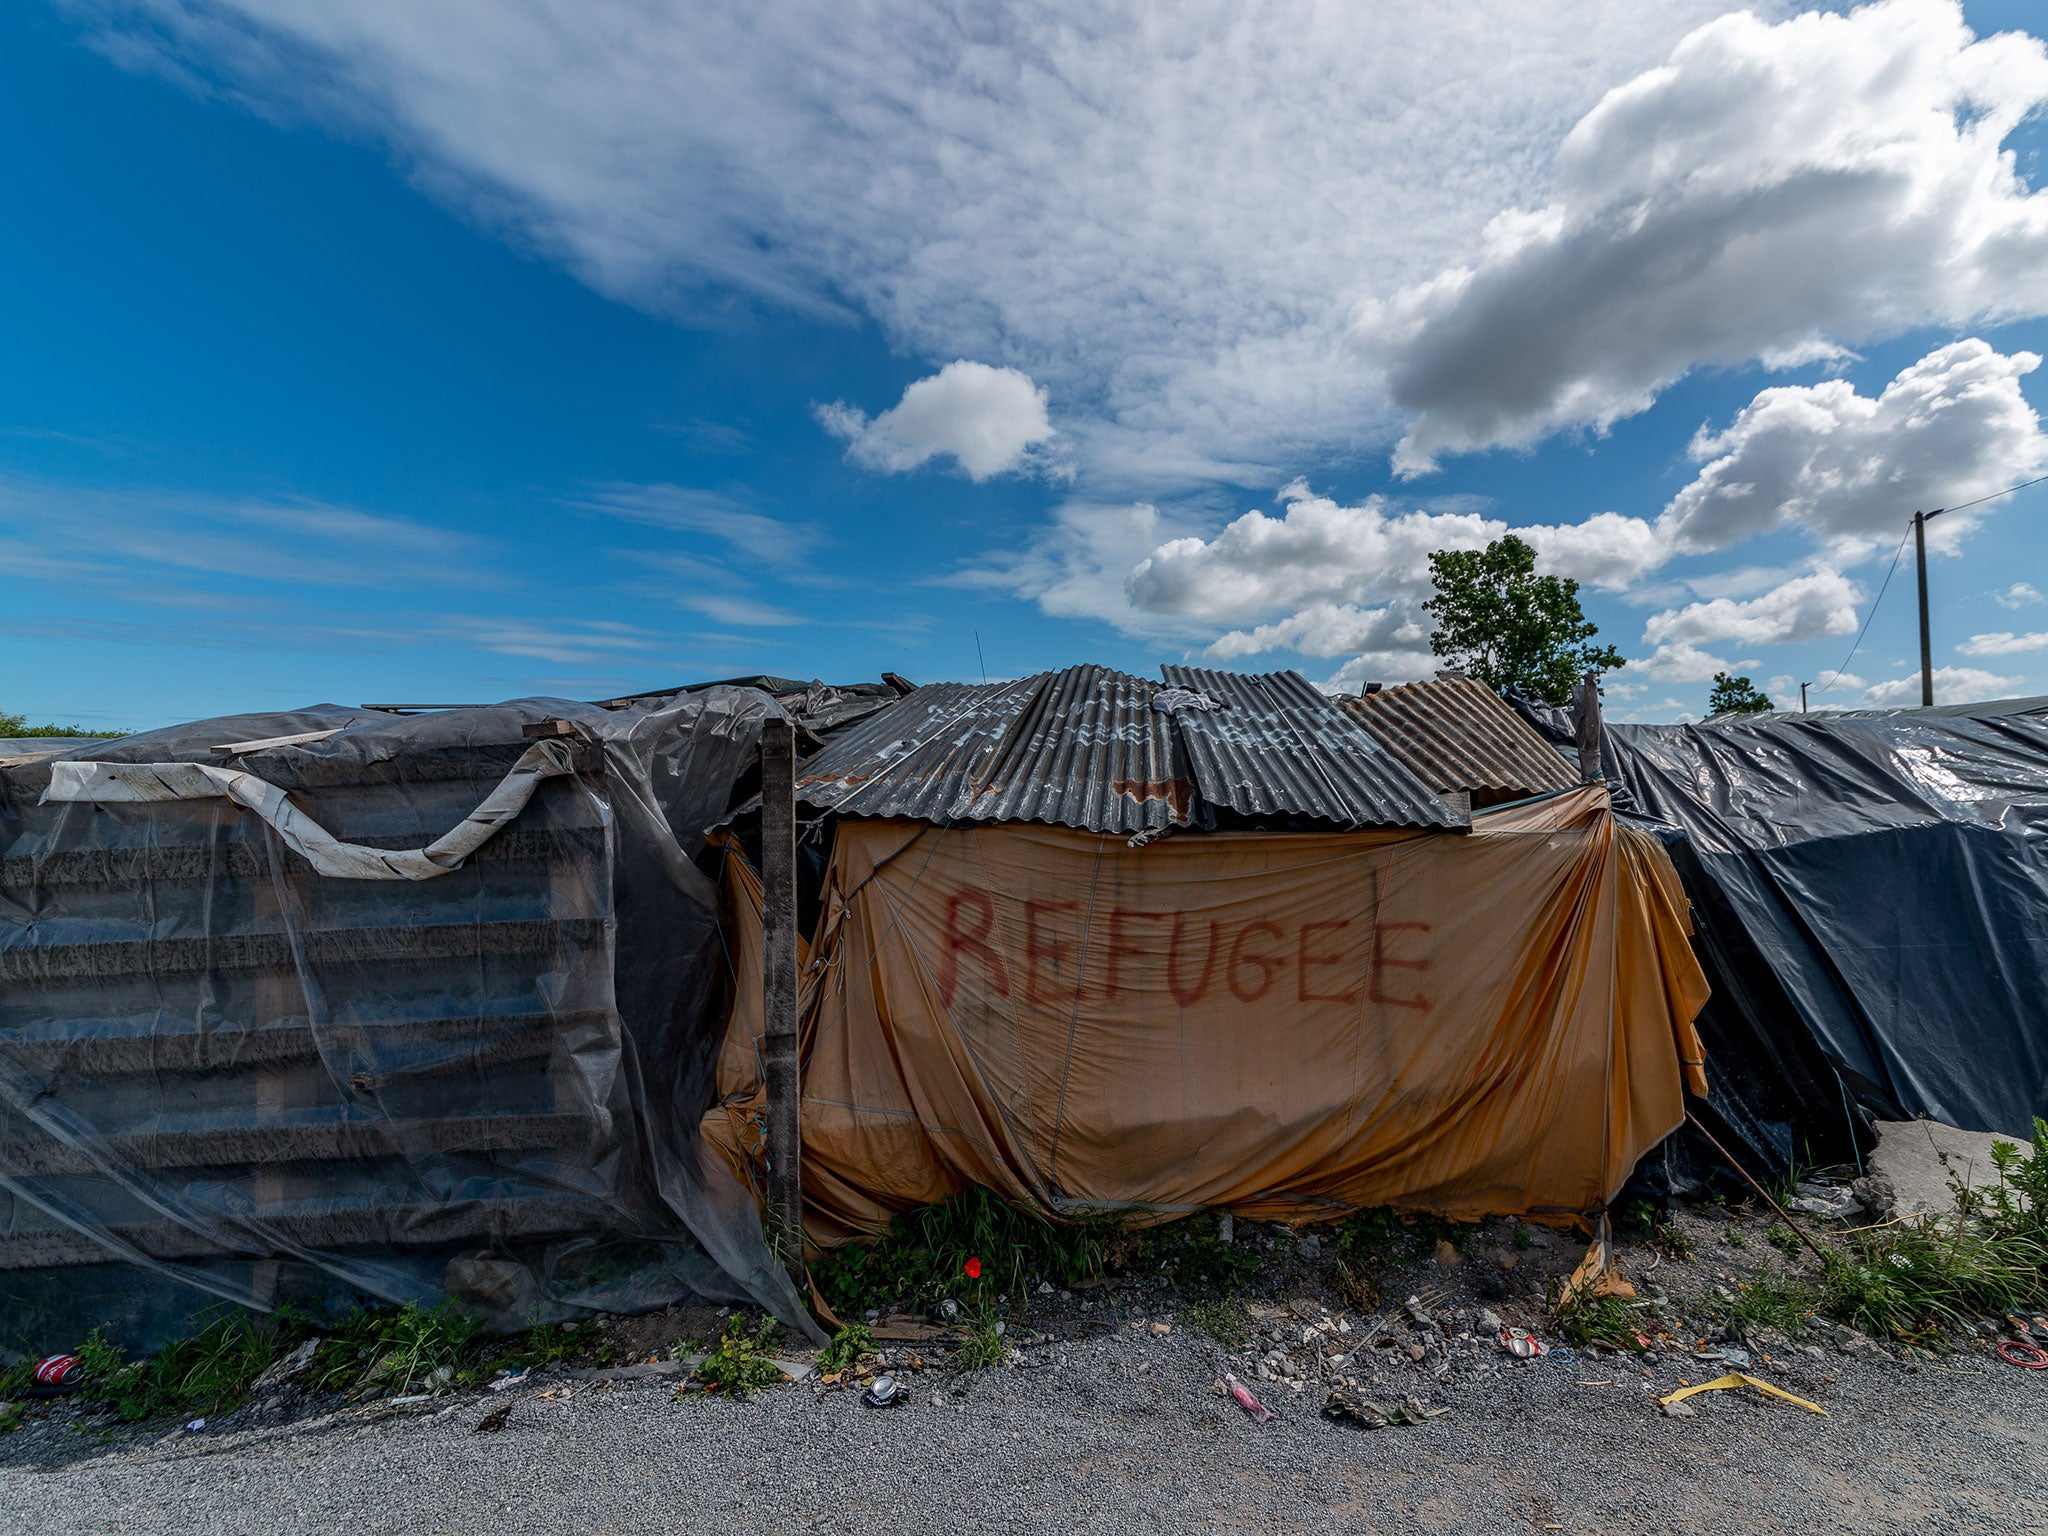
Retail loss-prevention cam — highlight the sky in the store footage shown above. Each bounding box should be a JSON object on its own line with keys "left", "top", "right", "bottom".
{"left": 6, "top": 0, "right": 2048, "bottom": 729}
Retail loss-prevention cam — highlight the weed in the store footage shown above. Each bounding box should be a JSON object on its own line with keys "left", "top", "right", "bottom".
{"left": 1718, "top": 1271, "right": 1819, "bottom": 1338}
{"left": 1765, "top": 1224, "right": 1803, "bottom": 1256}
{"left": 310, "top": 1300, "right": 490, "bottom": 1399}
{"left": 1331, "top": 1256, "right": 1381, "bottom": 1313}
{"left": 692, "top": 1318, "right": 785, "bottom": 1396}
{"left": 1647, "top": 1221, "right": 1694, "bottom": 1262}
{"left": 1513, "top": 1226, "right": 1533, "bottom": 1252}
{"left": 1556, "top": 1295, "right": 1639, "bottom": 1350}
{"left": 1725, "top": 1227, "right": 1747, "bottom": 1250}
{"left": 813, "top": 1186, "right": 1109, "bottom": 1318}
{"left": 948, "top": 1308, "right": 1008, "bottom": 1373}
{"left": 817, "top": 1323, "right": 872, "bottom": 1376}
{"left": 1183, "top": 1296, "right": 1250, "bottom": 1348}
{"left": 79, "top": 1310, "right": 314, "bottom": 1424}
{"left": 1132, "top": 1214, "right": 1262, "bottom": 1301}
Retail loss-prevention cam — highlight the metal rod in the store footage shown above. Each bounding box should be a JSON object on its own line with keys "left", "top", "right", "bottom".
{"left": 1685, "top": 1111, "right": 1832, "bottom": 1267}
{"left": 1914, "top": 510, "right": 1933, "bottom": 707}
{"left": 759, "top": 715, "right": 804, "bottom": 1276}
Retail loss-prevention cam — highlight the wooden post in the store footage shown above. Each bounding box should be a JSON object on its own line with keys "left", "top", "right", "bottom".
{"left": 1574, "top": 670, "right": 1603, "bottom": 783}
{"left": 759, "top": 716, "right": 803, "bottom": 1275}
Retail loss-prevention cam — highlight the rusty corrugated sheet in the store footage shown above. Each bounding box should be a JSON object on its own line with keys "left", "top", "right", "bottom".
{"left": 796, "top": 664, "right": 1465, "bottom": 834}
{"left": 1161, "top": 665, "right": 1463, "bottom": 830}
{"left": 1338, "top": 674, "right": 1578, "bottom": 804}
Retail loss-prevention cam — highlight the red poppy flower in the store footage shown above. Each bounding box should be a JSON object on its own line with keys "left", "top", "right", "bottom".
{"left": 964, "top": 1256, "right": 982, "bottom": 1279}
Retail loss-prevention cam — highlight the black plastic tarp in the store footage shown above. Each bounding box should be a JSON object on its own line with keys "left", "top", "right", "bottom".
{"left": 1522, "top": 695, "right": 2048, "bottom": 1151}
{"left": 0, "top": 689, "right": 821, "bottom": 1351}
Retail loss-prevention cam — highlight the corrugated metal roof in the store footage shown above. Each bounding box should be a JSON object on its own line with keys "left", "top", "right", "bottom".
{"left": 795, "top": 664, "right": 1465, "bottom": 834}
{"left": 1161, "top": 666, "right": 1463, "bottom": 829}
{"left": 1338, "top": 674, "right": 1579, "bottom": 805}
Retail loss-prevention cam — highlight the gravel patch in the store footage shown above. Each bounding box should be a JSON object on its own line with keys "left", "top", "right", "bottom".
{"left": 4, "top": 1312, "right": 2042, "bottom": 1535}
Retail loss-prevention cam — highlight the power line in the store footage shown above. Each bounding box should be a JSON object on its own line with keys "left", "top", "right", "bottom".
{"left": 1814, "top": 470, "right": 2048, "bottom": 699}
{"left": 1819, "top": 520, "right": 1911, "bottom": 697}
{"left": 1928, "top": 469, "right": 2048, "bottom": 519}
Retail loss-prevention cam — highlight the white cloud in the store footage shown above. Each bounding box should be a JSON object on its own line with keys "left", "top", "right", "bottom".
{"left": 1660, "top": 340, "right": 2048, "bottom": 560}
{"left": 1994, "top": 581, "right": 2045, "bottom": 608}
{"left": 439, "top": 616, "right": 660, "bottom": 666}
{"left": 1860, "top": 665, "right": 2022, "bottom": 706}
{"left": 1363, "top": 0, "right": 2048, "bottom": 472}
{"left": 568, "top": 483, "right": 819, "bottom": 560}
{"left": 1205, "top": 603, "right": 1427, "bottom": 663}
{"left": 1958, "top": 630, "right": 2048, "bottom": 655}
{"left": 819, "top": 361, "right": 1056, "bottom": 481}
{"left": 1642, "top": 569, "right": 1861, "bottom": 649}
{"left": 678, "top": 594, "right": 805, "bottom": 628}
{"left": 78, "top": 0, "right": 1746, "bottom": 491}
{"left": 1634, "top": 642, "right": 1734, "bottom": 682}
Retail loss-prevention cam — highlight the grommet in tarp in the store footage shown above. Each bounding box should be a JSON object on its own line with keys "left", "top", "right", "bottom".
{"left": 862, "top": 1373, "right": 904, "bottom": 1406}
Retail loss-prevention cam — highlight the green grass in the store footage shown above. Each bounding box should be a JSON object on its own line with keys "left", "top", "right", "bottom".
{"left": 1, "top": 1300, "right": 611, "bottom": 1429}
{"left": 1183, "top": 1296, "right": 1251, "bottom": 1347}
{"left": 1765, "top": 1224, "right": 1802, "bottom": 1256}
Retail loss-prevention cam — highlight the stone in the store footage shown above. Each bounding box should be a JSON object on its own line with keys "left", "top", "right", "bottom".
{"left": 1149, "top": 1320, "right": 1172, "bottom": 1337}
{"left": 1475, "top": 1309, "right": 1504, "bottom": 1336}
{"left": 1496, "top": 1252, "right": 1519, "bottom": 1271}
{"left": 1659, "top": 1399, "right": 1697, "bottom": 1419}
{"left": 1406, "top": 1343, "right": 1428, "bottom": 1363}
{"left": 1299, "top": 1233, "right": 1323, "bottom": 1259}
{"left": 1850, "top": 1175, "right": 1898, "bottom": 1222}
{"left": 1434, "top": 1239, "right": 1463, "bottom": 1269}
{"left": 252, "top": 1338, "right": 320, "bottom": 1394}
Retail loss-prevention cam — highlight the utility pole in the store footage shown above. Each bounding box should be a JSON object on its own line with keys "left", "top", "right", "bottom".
{"left": 1914, "top": 508, "right": 1948, "bottom": 707}
{"left": 759, "top": 715, "right": 803, "bottom": 1276}
{"left": 1799, "top": 681, "right": 1809, "bottom": 714}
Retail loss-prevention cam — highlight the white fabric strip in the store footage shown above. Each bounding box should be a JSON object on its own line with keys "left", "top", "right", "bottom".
{"left": 42, "top": 738, "right": 579, "bottom": 881}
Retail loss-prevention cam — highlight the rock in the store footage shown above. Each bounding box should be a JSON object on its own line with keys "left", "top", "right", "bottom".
{"left": 1851, "top": 1175, "right": 1898, "bottom": 1222}
{"left": 1434, "top": 1239, "right": 1463, "bottom": 1269}
{"left": 252, "top": 1338, "right": 320, "bottom": 1395}
{"left": 1149, "top": 1320, "right": 1172, "bottom": 1337}
{"left": 1659, "top": 1399, "right": 1697, "bottom": 1419}
{"left": 1037, "top": 1280, "right": 1054, "bottom": 1295}
{"left": 1406, "top": 1343, "right": 1428, "bottom": 1363}
{"left": 1218, "top": 1214, "right": 1235, "bottom": 1245}
{"left": 1496, "top": 1252, "right": 1519, "bottom": 1271}
{"left": 1403, "top": 1296, "right": 1433, "bottom": 1328}
{"left": 1299, "top": 1233, "right": 1323, "bottom": 1259}
{"left": 1475, "top": 1309, "right": 1504, "bottom": 1336}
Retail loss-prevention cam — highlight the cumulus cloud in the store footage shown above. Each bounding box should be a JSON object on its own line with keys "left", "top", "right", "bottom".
{"left": 75, "top": 0, "right": 1749, "bottom": 489}
{"left": 1642, "top": 569, "right": 1861, "bottom": 649}
{"left": 1661, "top": 340, "right": 2048, "bottom": 559}
{"left": 1995, "top": 581, "right": 2045, "bottom": 608}
{"left": 1206, "top": 603, "right": 1427, "bottom": 663}
{"left": 1958, "top": 630, "right": 2048, "bottom": 655}
{"left": 1860, "top": 665, "right": 2022, "bottom": 706}
{"left": 1363, "top": 0, "right": 2048, "bottom": 472}
{"left": 819, "top": 361, "right": 1056, "bottom": 480}
{"left": 1635, "top": 642, "right": 1736, "bottom": 682}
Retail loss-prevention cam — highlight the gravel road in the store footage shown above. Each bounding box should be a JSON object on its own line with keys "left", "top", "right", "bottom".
{"left": 5, "top": 1316, "right": 2042, "bottom": 1535}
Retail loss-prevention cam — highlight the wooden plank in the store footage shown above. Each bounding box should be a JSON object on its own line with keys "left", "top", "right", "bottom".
{"left": 758, "top": 715, "right": 803, "bottom": 1273}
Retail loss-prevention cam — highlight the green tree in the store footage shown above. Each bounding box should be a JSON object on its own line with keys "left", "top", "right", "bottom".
{"left": 1423, "top": 535, "right": 1624, "bottom": 705}
{"left": 1706, "top": 672, "right": 1774, "bottom": 717}
{"left": 0, "top": 710, "right": 125, "bottom": 738}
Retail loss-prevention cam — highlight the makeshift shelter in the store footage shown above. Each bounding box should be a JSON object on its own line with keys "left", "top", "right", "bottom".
{"left": 706, "top": 664, "right": 1709, "bottom": 1252}
{"left": 1565, "top": 699, "right": 2048, "bottom": 1146}
{"left": 0, "top": 689, "right": 815, "bottom": 1346}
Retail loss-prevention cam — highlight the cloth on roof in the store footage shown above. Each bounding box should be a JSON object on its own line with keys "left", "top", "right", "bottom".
{"left": 705, "top": 785, "right": 1709, "bottom": 1248}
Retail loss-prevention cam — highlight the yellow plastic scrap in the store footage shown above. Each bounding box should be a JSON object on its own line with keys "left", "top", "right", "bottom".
{"left": 1658, "top": 1373, "right": 1826, "bottom": 1416}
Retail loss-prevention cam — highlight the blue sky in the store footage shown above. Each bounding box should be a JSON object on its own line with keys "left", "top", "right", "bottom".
{"left": 6, "top": 0, "right": 2048, "bottom": 729}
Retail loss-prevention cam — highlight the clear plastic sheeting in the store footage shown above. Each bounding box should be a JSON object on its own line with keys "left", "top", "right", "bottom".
{"left": 0, "top": 690, "right": 821, "bottom": 1350}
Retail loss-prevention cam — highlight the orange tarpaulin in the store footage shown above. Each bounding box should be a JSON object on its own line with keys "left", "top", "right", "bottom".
{"left": 706, "top": 785, "right": 1708, "bottom": 1250}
